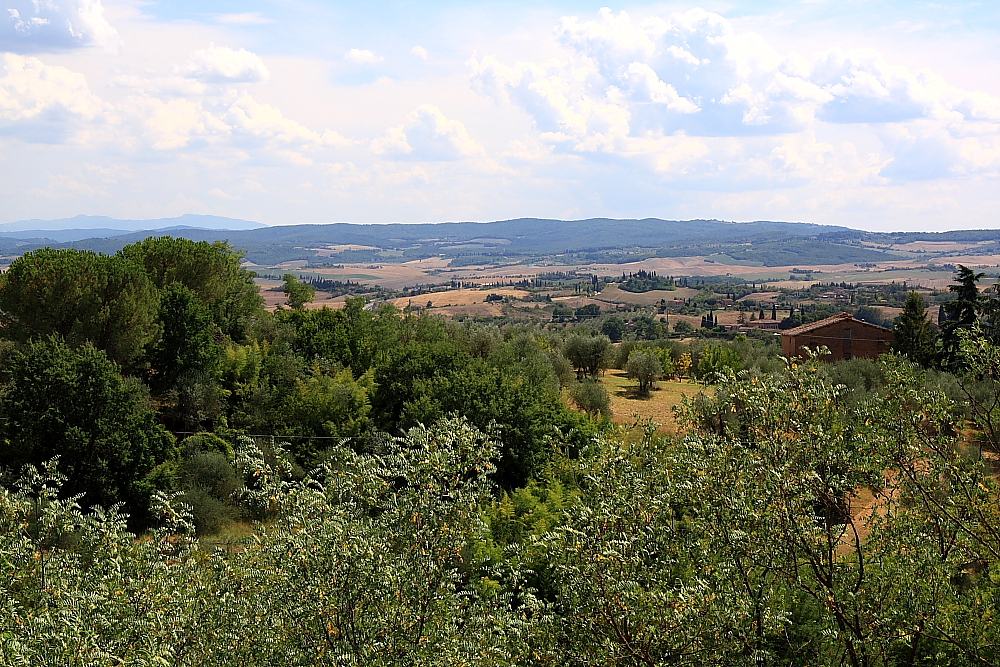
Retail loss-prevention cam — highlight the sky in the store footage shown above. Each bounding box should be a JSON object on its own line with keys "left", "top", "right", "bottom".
{"left": 0, "top": 1, "right": 998, "bottom": 231}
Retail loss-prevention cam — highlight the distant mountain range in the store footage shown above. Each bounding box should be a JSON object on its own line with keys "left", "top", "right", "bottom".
{"left": 3, "top": 215, "right": 1000, "bottom": 268}
{"left": 0, "top": 214, "right": 266, "bottom": 242}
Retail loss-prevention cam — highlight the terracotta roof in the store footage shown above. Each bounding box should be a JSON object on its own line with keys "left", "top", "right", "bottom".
{"left": 781, "top": 312, "right": 890, "bottom": 337}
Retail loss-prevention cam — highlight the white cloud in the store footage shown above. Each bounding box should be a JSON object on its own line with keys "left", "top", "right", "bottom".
{"left": 225, "top": 94, "right": 349, "bottom": 148}
{"left": 878, "top": 122, "right": 1000, "bottom": 181}
{"left": 126, "top": 96, "right": 229, "bottom": 151}
{"left": 180, "top": 45, "right": 270, "bottom": 83}
{"left": 470, "top": 7, "right": 1000, "bottom": 186}
{"left": 0, "top": 52, "right": 349, "bottom": 158}
{"left": 113, "top": 74, "right": 207, "bottom": 98}
{"left": 0, "top": 53, "right": 106, "bottom": 143}
{"left": 371, "top": 104, "right": 484, "bottom": 161}
{"left": 0, "top": 0, "right": 120, "bottom": 54}
{"left": 411, "top": 46, "right": 428, "bottom": 60}
{"left": 344, "top": 49, "right": 384, "bottom": 65}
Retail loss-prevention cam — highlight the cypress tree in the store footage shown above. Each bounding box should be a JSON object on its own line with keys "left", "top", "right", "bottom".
{"left": 892, "top": 291, "right": 936, "bottom": 367}
{"left": 940, "top": 265, "right": 984, "bottom": 369}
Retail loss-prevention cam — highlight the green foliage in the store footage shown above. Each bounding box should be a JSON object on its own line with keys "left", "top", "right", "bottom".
{"left": 564, "top": 333, "right": 611, "bottom": 379}
{"left": 278, "top": 297, "right": 388, "bottom": 374}
{"left": 618, "top": 269, "right": 675, "bottom": 292}
{"left": 651, "top": 346, "right": 675, "bottom": 377}
{"left": 854, "top": 304, "right": 891, "bottom": 328}
{"left": 536, "top": 426, "right": 741, "bottom": 664}
{"left": 282, "top": 367, "right": 371, "bottom": 462}
{"left": 0, "top": 419, "right": 537, "bottom": 665}
{"left": 625, "top": 349, "right": 662, "bottom": 394}
{"left": 696, "top": 343, "right": 741, "bottom": 380}
{"left": 119, "top": 236, "right": 263, "bottom": 341}
{"left": 940, "top": 265, "right": 984, "bottom": 369}
{"left": 600, "top": 314, "right": 625, "bottom": 342}
{"left": 568, "top": 379, "right": 612, "bottom": 418}
{"left": 148, "top": 283, "right": 222, "bottom": 392}
{"left": 374, "top": 344, "right": 590, "bottom": 489}
{"left": 0, "top": 337, "right": 176, "bottom": 526}
{"left": 673, "top": 353, "right": 1000, "bottom": 665}
{"left": 632, "top": 313, "right": 669, "bottom": 340}
{"left": 4, "top": 339, "right": 1000, "bottom": 664}
{"left": 892, "top": 291, "right": 937, "bottom": 367}
{"left": 552, "top": 304, "right": 574, "bottom": 318}
{"left": 0, "top": 248, "right": 159, "bottom": 366}
{"left": 282, "top": 273, "right": 316, "bottom": 310}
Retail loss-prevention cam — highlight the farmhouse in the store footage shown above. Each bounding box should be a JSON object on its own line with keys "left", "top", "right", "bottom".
{"left": 746, "top": 319, "right": 781, "bottom": 331}
{"left": 781, "top": 312, "right": 893, "bottom": 362}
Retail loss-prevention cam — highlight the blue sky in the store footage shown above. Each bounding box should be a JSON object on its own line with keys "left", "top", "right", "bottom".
{"left": 1, "top": 0, "right": 998, "bottom": 231}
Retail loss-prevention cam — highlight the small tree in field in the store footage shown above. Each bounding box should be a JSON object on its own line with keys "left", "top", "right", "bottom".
{"left": 675, "top": 352, "right": 692, "bottom": 380}
{"left": 626, "top": 350, "right": 662, "bottom": 395}
{"left": 569, "top": 379, "right": 612, "bottom": 419}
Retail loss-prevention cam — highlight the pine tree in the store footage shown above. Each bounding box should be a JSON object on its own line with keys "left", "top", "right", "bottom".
{"left": 892, "top": 291, "right": 936, "bottom": 367}
{"left": 940, "top": 265, "right": 984, "bottom": 369}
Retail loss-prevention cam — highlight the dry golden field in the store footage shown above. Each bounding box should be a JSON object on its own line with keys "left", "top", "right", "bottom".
{"left": 596, "top": 372, "right": 710, "bottom": 434}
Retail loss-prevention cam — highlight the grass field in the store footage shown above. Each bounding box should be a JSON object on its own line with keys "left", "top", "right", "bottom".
{"left": 598, "top": 372, "right": 710, "bottom": 434}
{"left": 596, "top": 284, "right": 699, "bottom": 305}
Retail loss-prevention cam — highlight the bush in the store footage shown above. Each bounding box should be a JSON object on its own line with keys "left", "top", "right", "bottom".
{"left": 569, "top": 380, "right": 612, "bottom": 419}
{"left": 549, "top": 353, "right": 576, "bottom": 388}
{"left": 696, "top": 344, "right": 741, "bottom": 381}
{"left": 179, "top": 448, "right": 241, "bottom": 535}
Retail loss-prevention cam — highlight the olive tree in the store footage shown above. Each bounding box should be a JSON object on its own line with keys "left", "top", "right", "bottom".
{"left": 564, "top": 333, "right": 611, "bottom": 379}
{"left": 625, "top": 349, "right": 662, "bottom": 394}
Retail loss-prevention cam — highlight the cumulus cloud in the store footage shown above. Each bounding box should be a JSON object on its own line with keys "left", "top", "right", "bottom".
{"left": 0, "top": 48, "right": 350, "bottom": 159}
{"left": 0, "top": 0, "right": 120, "bottom": 54}
{"left": 126, "top": 96, "right": 229, "bottom": 151}
{"left": 0, "top": 53, "right": 107, "bottom": 143}
{"left": 411, "top": 46, "right": 428, "bottom": 59}
{"left": 344, "top": 49, "right": 383, "bottom": 65}
{"left": 118, "top": 91, "right": 353, "bottom": 154}
{"left": 878, "top": 122, "right": 1000, "bottom": 181}
{"left": 473, "top": 9, "right": 1000, "bottom": 137}
{"left": 470, "top": 7, "right": 1000, "bottom": 185}
{"left": 225, "top": 94, "right": 349, "bottom": 148}
{"left": 371, "top": 104, "right": 484, "bottom": 161}
{"left": 470, "top": 8, "right": 830, "bottom": 147}
{"left": 180, "top": 45, "right": 270, "bottom": 83}
{"left": 113, "top": 74, "right": 207, "bottom": 98}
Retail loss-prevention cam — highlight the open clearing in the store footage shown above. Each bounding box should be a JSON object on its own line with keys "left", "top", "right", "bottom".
{"left": 598, "top": 372, "right": 709, "bottom": 434}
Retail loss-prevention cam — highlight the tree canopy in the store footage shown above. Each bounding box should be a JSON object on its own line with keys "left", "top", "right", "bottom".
{"left": 0, "top": 337, "right": 176, "bottom": 524}
{"left": 0, "top": 248, "right": 159, "bottom": 366}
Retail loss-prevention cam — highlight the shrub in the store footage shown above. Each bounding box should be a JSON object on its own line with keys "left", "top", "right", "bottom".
{"left": 569, "top": 380, "right": 612, "bottom": 419}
